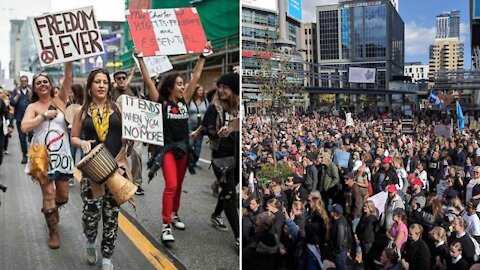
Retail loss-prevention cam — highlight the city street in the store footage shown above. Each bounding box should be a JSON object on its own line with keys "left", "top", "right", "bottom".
{"left": 0, "top": 134, "right": 239, "bottom": 270}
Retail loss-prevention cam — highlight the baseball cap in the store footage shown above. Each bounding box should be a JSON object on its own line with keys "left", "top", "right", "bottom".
{"left": 330, "top": 204, "right": 344, "bottom": 215}
{"left": 353, "top": 160, "right": 363, "bottom": 172}
{"left": 411, "top": 178, "right": 423, "bottom": 187}
{"left": 382, "top": 157, "right": 392, "bottom": 164}
{"left": 387, "top": 184, "right": 397, "bottom": 193}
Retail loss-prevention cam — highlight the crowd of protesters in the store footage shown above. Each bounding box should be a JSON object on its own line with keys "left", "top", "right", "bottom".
{"left": 242, "top": 109, "right": 480, "bottom": 270}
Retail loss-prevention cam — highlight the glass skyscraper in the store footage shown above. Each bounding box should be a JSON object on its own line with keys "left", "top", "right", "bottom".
{"left": 436, "top": 10, "right": 460, "bottom": 39}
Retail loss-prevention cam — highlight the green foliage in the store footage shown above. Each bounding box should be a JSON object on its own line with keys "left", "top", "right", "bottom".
{"left": 256, "top": 163, "right": 292, "bottom": 188}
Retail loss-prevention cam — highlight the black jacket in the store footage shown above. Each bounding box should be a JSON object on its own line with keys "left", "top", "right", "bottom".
{"left": 371, "top": 166, "right": 399, "bottom": 194}
{"left": 402, "top": 238, "right": 431, "bottom": 270}
{"left": 303, "top": 164, "right": 318, "bottom": 192}
{"left": 330, "top": 215, "right": 352, "bottom": 255}
{"left": 356, "top": 214, "right": 377, "bottom": 245}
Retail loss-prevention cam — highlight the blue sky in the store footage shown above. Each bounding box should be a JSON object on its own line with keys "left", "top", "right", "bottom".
{"left": 303, "top": 0, "right": 471, "bottom": 68}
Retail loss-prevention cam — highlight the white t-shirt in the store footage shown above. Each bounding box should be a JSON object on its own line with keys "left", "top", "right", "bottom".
{"left": 462, "top": 211, "right": 480, "bottom": 237}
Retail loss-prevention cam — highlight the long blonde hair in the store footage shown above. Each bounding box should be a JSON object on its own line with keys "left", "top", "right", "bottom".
{"left": 310, "top": 194, "right": 330, "bottom": 235}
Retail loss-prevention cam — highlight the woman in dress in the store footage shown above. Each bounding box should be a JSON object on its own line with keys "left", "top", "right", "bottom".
{"left": 21, "top": 62, "right": 74, "bottom": 249}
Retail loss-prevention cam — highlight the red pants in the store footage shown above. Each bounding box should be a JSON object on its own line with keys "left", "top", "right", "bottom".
{"left": 161, "top": 151, "right": 188, "bottom": 224}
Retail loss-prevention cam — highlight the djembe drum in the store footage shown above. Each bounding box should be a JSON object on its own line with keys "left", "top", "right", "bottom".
{"left": 77, "top": 144, "right": 137, "bottom": 205}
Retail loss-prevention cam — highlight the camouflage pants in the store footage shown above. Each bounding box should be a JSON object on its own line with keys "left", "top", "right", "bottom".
{"left": 81, "top": 179, "right": 119, "bottom": 259}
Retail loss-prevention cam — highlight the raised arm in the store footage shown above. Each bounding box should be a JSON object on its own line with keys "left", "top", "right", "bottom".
{"left": 57, "top": 62, "right": 72, "bottom": 105}
{"left": 134, "top": 51, "right": 158, "bottom": 102}
{"left": 125, "top": 65, "right": 136, "bottom": 91}
{"left": 183, "top": 42, "right": 212, "bottom": 103}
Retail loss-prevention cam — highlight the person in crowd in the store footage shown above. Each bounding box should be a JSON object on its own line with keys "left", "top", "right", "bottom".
{"left": 329, "top": 204, "right": 352, "bottom": 270}
{"left": 393, "top": 157, "right": 408, "bottom": 195}
{"left": 383, "top": 185, "right": 404, "bottom": 231}
{"left": 414, "top": 162, "right": 429, "bottom": 192}
{"left": 401, "top": 223, "right": 431, "bottom": 270}
{"left": 379, "top": 247, "right": 401, "bottom": 270}
{"left": 445, "top": 241, "right": 470, "bottom": 270}
{"left": 466, "top": 166, "right": 480, "bottom": 203}
{"left": 406, "top": 178, "right": 426, "bottom": 214}
{"left": 386, "top": 208, "right": 408, "bottom": 252}
{"left": 70, "top": 67, "right": 132, "bottom": 270}
{"left": 448, "top": 216, "right": 477, "bottom": 265}
{"left": 429, "top": 226, "right": 449, "bottom": 270}
{"left": 135, "top": 43, "right": 211, "bottom": 243}
{"left": 409, "top": 193, "right": 445, "bottom": 233}
{"left": 302, "top": 156, "right": 318, "bottom": 193}
{"left": 0, "top": 90, "right": 9, "bottom": 165}
{"left": 21, "top": 63, "right": 74, "bottom": 249}
{"left": 353, "top": 160, "right": 369, "bottom": 199}
{"left": 187, "top": 83, "right": 209, "bottom": 170}
{"left": 372, "top": 157, "right": 399, "bottom": 194}
{"left": 308, "top": 191, "right": 330, "bottom": 255}
{"left": 457, "top": 200, "right": 480, "bottom": 243}
{"left": 67, "top": 83, "right": 84, "bottom": 187}
{"left": 11, "top": 74, "right": 32, "bottom": 164}
{"left": 356, "top": 200, "right": 378, "bottom": 270}
{"left": 404, "top": 147, "right": 419, "bottom": 174}
{"left": 319, "top": 151, "right": 340, "bottom": 207}
{"left": 344, "top": 171, "right": 363, "bottom": 231}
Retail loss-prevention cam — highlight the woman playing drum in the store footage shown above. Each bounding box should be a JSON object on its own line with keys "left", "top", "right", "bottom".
{"left": 135, "top": 42, "right": 211, "bottom": 243}
{"left": 20, "top": 62, "right": 74, "bottom": 249}
{"left": 70, "top": 67, "right": 131, "bottom": 270}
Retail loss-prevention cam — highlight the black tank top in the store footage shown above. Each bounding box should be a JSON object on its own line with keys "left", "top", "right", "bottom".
{"left": 83, "top": 112, "right": 123, "bottom": 157}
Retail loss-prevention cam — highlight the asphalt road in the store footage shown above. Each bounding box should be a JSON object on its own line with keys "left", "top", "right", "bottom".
{"left": 0, "top": 134, "right": 239, "bottom": 270}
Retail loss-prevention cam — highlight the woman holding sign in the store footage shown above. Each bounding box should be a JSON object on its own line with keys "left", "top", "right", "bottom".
{"left": 20, "top": 62, "right": 74, "bottom": 249}
{"left": 70, "top": 67, "right": 131, "bottom": 270}
{"left": 135, "top": 42, "right": 211, "bottom": 243}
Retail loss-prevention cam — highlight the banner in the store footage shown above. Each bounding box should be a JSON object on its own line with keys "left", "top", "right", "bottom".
{"left": 367, "top": 191, "right": 388, "bottom": 215}
{"left": 126, "top": 8, "right": 208, "bottom": 57}
{"left": 345, "top": 113, "right": 354, "bottom": 127}
{"left": 401, "top": 119, "right": 414, "bottom": 134}
{"left": 121, "top": 95, "right": 164, "bottom": 146}
{"left": 383, "top": 118, "right": 393, "bottom": 133}
{"left": 133, "top": 55, "right": 173, "bottom": 77}
{"left": 434, "top": 124, "right": 451, "bottom": 138}
{"left": 333, "top": 149, "right": 350, "bottom": 168}
{"left": 29, "top": 6, "right": 105, "bottom": 67}
{"left": 348, "top": 67, "right": 376, "bottom": 84}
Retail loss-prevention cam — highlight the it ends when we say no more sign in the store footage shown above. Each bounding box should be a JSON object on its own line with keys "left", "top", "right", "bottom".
{"left": 30, "top": 6, "right": 105, "bottom": 66}
{"left": 122, "top": 95, "right": 164, "bottom": 146}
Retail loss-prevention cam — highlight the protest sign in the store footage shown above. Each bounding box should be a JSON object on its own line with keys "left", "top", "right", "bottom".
{"left": 122, "top": 95, "right": 164, "bottom": 145}
{"left": 126, "top": 8, "right": 208, "bottom": 56}
{"left": 19, "top": 71, "right": 35, "bottom": 85}
{"left": 383, "top": 118, "right": 393, "bottom": 133}
{"left": 333, "top": 149, "right": 350, "bottom": 168}
{"left": 367, "top": 191, "right": 387, "bottom": 215}
{"left": 434, "top": 124, "right": 451, "bottom": 138}
{"left": 401, "top": 118, "right": 414, "bottom": 134}
{"left": 29, "top": 6, "right": 105, "bottom": 66}
{"left": 345, "top": 113, "right": 354, "bottom": 127}
{"left": 133, "top": 55, "right": 173, "bottom": 77}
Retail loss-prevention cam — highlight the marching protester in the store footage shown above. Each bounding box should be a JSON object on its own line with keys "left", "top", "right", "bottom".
{"left": 110, "top": 67, "right": 145, "bottom": 196}
{"left": 20, "top": 63, "right": 74, "bottom": 249}
{"left": 135, "top": 42, "right": 212, "bottom": 243}
{"left": 11, "top": 75, "right": 32, "bottom": 164}
{"left": 201, "top": 72, "right": 240, "bottom": 246}
{"left": 70, "top": 67, "right": 132, "bottom": 270}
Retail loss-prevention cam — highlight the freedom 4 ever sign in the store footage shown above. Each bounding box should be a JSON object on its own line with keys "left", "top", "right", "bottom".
{"left": 30, "top": 6, "right": 105, "bottom": 66}
{"left": 126, "top": 8, "right": 208, "bottom": 56}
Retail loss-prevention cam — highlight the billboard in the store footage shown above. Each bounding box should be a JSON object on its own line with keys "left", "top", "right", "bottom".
{"left": 242, "top": 0, "right": 278, "bottom": 13}
{"left": 348, "top": 67, "right": 376, "bottom": 84}
{"left": 288, "top": 0, "right": 302, "bottom": 22}
{"left": 475, "top": 0, "right": 480, "bottom": 19}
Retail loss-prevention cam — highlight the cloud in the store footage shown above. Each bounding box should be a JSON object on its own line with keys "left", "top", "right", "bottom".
{"left": 404, "top": 21, "right": 435, "bottom": 59}
{"left": 460, "top": 22, "right": 470, "bottom": 44}
{"left": 303, "top": 0, "right": 339, "bottom": 23}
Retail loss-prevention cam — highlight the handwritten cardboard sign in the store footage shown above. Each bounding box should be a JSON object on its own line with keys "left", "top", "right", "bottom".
{"left": 126, "top": 7, "right": 208, "bottom": 56}
{"left": 122, "top": 95, "right": 164, "bottom": 146}
{"left": 29, "top": 6, "right": 105, "bottom": 67}
{"left": 333, "top": 149, "right": 350, "bottom": 168}
{"left": 133, "top": 55, "right": 173, "bottom": 77}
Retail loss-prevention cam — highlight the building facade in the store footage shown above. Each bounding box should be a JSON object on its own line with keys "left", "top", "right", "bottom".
{"left": 436, "top": 10, "right": 460, "bottom": 39}
{"left": 242, "top": 0, "right": 306, "bottom": 113}
{"left": 306, "top": 0, "right": 405, "bottom": 111}
{"left": 428, "top": 38, "right": 464, "bottom": 80}
{"left": 404, "top": 62, "right": 429, "bottom": 83}
{"left": 300, "top": 22, "right": 318, "bottom": 87}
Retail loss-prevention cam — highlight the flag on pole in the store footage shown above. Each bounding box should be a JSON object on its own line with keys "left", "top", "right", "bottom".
{"left": 429, "top": 89, "right": 443, "bottom": 108}
{"left": 457, "top": 101, "right": 464, "bottom": 130}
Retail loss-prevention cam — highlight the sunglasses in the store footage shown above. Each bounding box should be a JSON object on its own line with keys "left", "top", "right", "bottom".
{"left": 115, "top": 76, "right": 127, "bottom": 81}
{"left": 32, "top": 73, "right": 51, "bottom": 85}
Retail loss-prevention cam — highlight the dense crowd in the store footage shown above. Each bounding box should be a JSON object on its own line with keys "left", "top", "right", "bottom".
{"left": 241, "top": 110, "right": 480, "bottom": 270}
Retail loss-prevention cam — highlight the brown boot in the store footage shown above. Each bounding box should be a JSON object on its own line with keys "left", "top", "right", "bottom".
{"left": 55, "top": 198, "right": 68, "bottom": 224}
{"left": 42, "top": 207, "right": 60, "bottom": 249}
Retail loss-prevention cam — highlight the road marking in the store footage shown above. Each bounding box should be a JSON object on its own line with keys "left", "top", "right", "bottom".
{"left": 118, "top": 213, "right": 178, "bottom": 270}
{"left": 73, "top": 177, "right": 178, "bottom": 270}
{"left": 198, "top": 158, "right": 211, "bottom": 164}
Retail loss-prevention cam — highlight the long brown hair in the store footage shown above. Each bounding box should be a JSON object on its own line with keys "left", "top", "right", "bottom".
{"left": 212, "top": 91, "right": 239, "bottom": 116}
{"left": 31, "top": 73, "right": 54, "bottom": 103}
{"left": 310, "top": 194, "right": 330, "bottom": 235}
{"left": 81, "top": 68, "right": 115, "bottom": 116}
